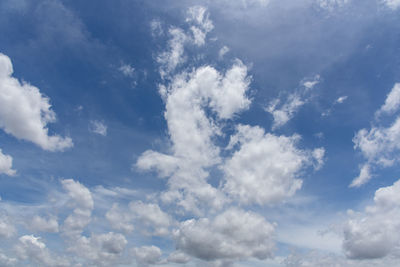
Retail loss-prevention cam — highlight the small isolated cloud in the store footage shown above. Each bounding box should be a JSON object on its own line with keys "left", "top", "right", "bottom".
{"left": 218, "top": 45, "right": 230, "bottom": 59}
{"left": 336, "top": 95, "right": 348, "bottom": 104}
{"left": 0, "top": 149, "right": 16, "bottom": 176}
{"left": 0, "top": 53, "right": 73, "bottom": 151}
{"left": 89, "top": 120, "right": 107, "bottom": 136}
{"left": 266, "top": 75, "right": 320, "bottom": 130}
{"left": 119, "top": 64, "right": 135, "bottom": 78}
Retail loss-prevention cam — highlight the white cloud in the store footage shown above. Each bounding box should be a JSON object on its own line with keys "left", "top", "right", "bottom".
{"left": 302, "top": 75, "right": 320, "bottom": 90}
{"left": 133, "top": 245, "right": 162, "bottom": 265}
{"left": 157, "top": 27, "right": 188, "bottom": 78}
{"left": 106, "top": 203, "right": 134, "bottom": 234}
{"left": 0, "top": 53, "right": 73, "bottom": 151}
{"left": 173, "top": 208, "right": 275, "bottom": 261}
{"left": 89, "top": 120, "right": 107, "bottom": 136}
{"left": 29, "top": 215, "right": 59, "bottom": 233}
{"left": 266, "top": 75, "right": 320, "bottom": 130}
{"left": 106, "top": 201, "right": 171, "bottom": 236}
{"left": 336, "top": 95, "right": 348, "bottom": 104}
{"left": 186, "top": 6, "right": 214, "bottom": 46}
{"left": 222, "top": 124, "right": 320, "bottom": 205}
{"left": 137, "top": 61, "right": 250, "bottom": 213}
{"left": 129, "top": 201, "right": 171, "bottom": 236}
{"left": 352, "top": 116, "right": 400, "bottom": 186}
{"left": 0, "top": 149, "right": 16, "bottom": 176}
{"left": 15, "top": 235, "right": 69, "bottom": 267}
{"left": 317, "top": 0, "right": 351, "bottom": 11}
{"left": 343, "top": 179, "right": 400, "bottom": 259}
{"left": 350, "top": 164, "right": 372, "bottom": 188}
{"left": 119, "top": 64, "right": 135, "bottom": 78}
{"left": 377, "top": 83, "right": 400, "bottom": 116}
{"left": 70, "top": 232, "right": 127, "bottom": 266}
{"left": 218, "top": 46, "right": 230, "bottom": 59}
{"left": 61, "top": 179, "right": 94, "bottom": 238}
{"left": 266, "top": 94, "right": 305, "bottom": 130}
{"left": 383, "top": 0, "right": 400, "bottom": 10}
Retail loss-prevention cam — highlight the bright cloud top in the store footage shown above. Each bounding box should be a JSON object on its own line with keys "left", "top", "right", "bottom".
{"left": 0, "top": 53, "right": 73, "bottom": 152}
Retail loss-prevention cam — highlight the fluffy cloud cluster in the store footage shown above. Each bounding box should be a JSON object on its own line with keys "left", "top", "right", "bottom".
{"left": 352, "top": 83, "right": 400, "bottom": 187}
{"left": 343, "top": 179, "right": 400, "bottom": 259}
{"left": 223, "top": 124, "right": 323, "bottom": 205}
{"left": 61, "top": 179, "right": 94, "bottom": 238}
{"left": 174, "top": 208, "right": 275, "bottom": 262}
{"left": 0, "top": 149, "right": 15, "bottom": 176}
{"left": 15, "top": 235, "right": 69, "bottom": 267}
{"left": 137, "top": 61, "right": 251, "bottom": 213}
{"left": 0, "top": 53, "right": 73, "bottom": 151}
{"left": 71, "top": 232, "right": 127, "bottom": 266}
{"left": 106, "top": 201, "right": 171, "bottom": 236}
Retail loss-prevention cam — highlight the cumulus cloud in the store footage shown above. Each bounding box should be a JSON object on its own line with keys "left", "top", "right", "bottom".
{"left": 133, "top": 245, "right": 162, "bottom": 266}
{"left": 15, "top": 235, "right": 69, "bottom": 267}
{"left": 105, "top": 203, "right": 135, "bottom": 234}
{"left": 157, "top": 6, "right": 214, "bottom": 78}
{"left": 222, "top": 124, "right": 322, "bottom": 205}
{"left": 137, "top": 61, "right": 250, "bottom": 213}
{"left": 70, "top": 232, "right": 127, "bottom": 266}
{"left": 89, "top": 120, "right": 107, "bottom": 136}
{"left": 61, "top": 179, "right": 94, "bottom": 238}
{"left": 351, "top": 83, "right": 400, "bottom": 186}
{"left": 106, "top": 201, "right": 171, "bottom": 236}
{"left": 343, "top": 179, "right": 400, "bottom": 259}
{"left": 0, "top": 53, "right": 73, "bottom": 151}
{"left": 0, "top": 149, "right": 16, "bottom": 176}
{"left": 174, "top": 208, "right": 275, "bottom": 261}
{"left": 352, "top": 116, "right": 400, "bottom": 187}
{"left": 29, "top": 215, "right": 59, "bottom": 233}
{"left": 0, "top": 250, "right": 17, "bottom": 267}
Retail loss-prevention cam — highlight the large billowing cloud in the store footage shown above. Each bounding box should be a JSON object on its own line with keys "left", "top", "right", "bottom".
{"left": 343, "top": 179, "right": 400, "bottom": 259}
{"left": 0, "top": 53, "right": 72, "bottom": 151}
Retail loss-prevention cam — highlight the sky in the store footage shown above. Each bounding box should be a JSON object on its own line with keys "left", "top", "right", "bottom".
{"left": 1, "top": 0, "right": 400, "bottom": 266}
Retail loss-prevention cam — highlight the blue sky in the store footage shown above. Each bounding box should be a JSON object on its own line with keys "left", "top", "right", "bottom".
{"left": 1, "top": 0, "right": 400, "bottom": 266}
